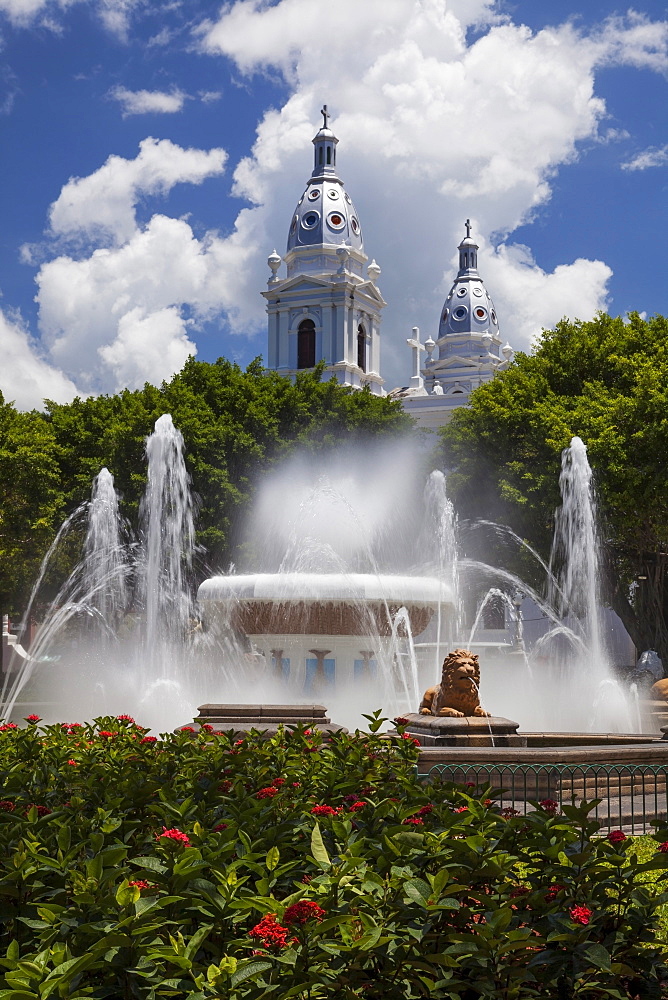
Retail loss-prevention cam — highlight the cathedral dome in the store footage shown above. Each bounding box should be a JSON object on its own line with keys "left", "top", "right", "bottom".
{"left": 437, "top": 222, "right": 500, "bottom": 357}
{"left": 287, "top": 108, "right": 364, "bottom": 255}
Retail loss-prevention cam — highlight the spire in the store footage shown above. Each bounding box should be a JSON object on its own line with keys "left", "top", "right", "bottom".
{"left": 312, "top": 103, "right": 339, "bottom": 177}
{"left": 457, "top": 219, "right": 478, "bottom": 273}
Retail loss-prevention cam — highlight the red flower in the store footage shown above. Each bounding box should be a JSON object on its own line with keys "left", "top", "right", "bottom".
{"left": 158, "top": 827, "right": 190, "bottom": 846}
{"left": 140, "top": 736, "right": 157, "bottom": 744}
{"left": 218, "top": 779, "right": 232, "bottom": 792}
{"left": 271, "top": 777, "right": 286, "bottom": 787}
{"left": 180, "top": 726, "right": 195, "bottom": 734}
{"left": 292, "top": 782, "right": 301, "bottom": 788}
{"left": 98, "top": 731, "right": 116, "bottom": 739}
{"left": 67, "top": 759, "right": 77, "bottom": 766}
{"left": 26, "top": 804, "right": 51, "bottom": 817}
{"left": 310, "top": 804, "right": 339, "bottom": 817}
{"left": 607, "top": 830, "right": 627, "bottom": 844}
{"left": 510, "top": 885, "right": 531, "bottom": 898}
{"left": 60, "top": 723, "right": 82, "bottom": 732}
{"left": 0, "top": 723, "right": 17, "bottom": 732}
{"left": 348, "top": 801, "right": 367, "bottom": 812}
{"left": 501, "top": 807, "right": 520, "bottom": 818}
{"left": 569, "top": 905, "right": 592, "bottom": 926}
{"left": 284, "top": 900, "right": 326, "bottom": 925}
{"left": 418, "top": 804, "right": 433, "bottom": 815}
{"left": 249, "top": 913, "right": 290, "bottom": 949}
{"left": 234, "top": 739, "right": 244, "bottom": 746}
{"left": 201, "top": 724, "right": 214, "bottom": 733}
{"left": 128, "top": 880, "right": 150, "bottom": 890}
{"left": 544, "top": 884, "right": 564, "bottom": 902}
{"left": 394, "top": 717, "right": 409, "bottom": 726}
{"left": 300, "top": 874, "right": 312, "bottom": 884}
{"left": 400, "top": 733, "right": 420, "bottom": 746}
{"left": 453, "top": 806, "right": 469, "bottom": 813}
{"left": 402, "top": 816, "right": 423, "bottom": 826}
{"left": 0, "top": 801, "right": 15, "bottom": 812}
{"left": 116, "top": 715, "right": 136, "bottom": 724}
{"left": 539, "top": 798, "right": 559, "bottom": 814}
{"left": 658, "top": 841, "right": 668, "bottom": 853}
{"left": 25, "top": 714, "right": 41, "bottom": 723}
{"left": 256, "top": 786, "right": 279, "bottom": 799}
{"left": 213, "top": 822, "right": 228, "bottom": 832}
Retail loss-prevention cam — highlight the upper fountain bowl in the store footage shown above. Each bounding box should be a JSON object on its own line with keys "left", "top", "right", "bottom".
{"left": 197, "top": 572, "right": 452, "bottom": 639}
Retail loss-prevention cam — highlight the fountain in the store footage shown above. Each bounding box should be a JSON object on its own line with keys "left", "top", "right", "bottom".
{"left": 0, "top": 425, "right": 648, "bottom": 739}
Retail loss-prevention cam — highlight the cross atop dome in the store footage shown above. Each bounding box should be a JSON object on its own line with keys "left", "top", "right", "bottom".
{"left": 321, "top": 104, "right": 330, "bottom": 129}
{"left": 465, "top": 218, "right": 472, "bottom": 239}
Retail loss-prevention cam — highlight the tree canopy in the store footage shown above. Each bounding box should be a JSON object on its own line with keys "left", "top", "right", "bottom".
{"left": 0, "top": 359, "right": 412, "bottom": 613}
{"left": 438, "top": 311, "right": 668, "bottom": 664}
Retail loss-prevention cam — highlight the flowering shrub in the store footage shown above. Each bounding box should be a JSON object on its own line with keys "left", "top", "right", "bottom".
{"left": 0, "top": 711, "right": 665, "bottom": 998}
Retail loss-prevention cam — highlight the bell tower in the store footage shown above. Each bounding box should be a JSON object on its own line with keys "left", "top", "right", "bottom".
{"left": 263, "top": 107, "right": 385, "bottom": 394}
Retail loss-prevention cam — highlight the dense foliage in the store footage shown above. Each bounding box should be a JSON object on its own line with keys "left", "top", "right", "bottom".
{"left": 0, "top": 359, "right": 411, "bottom": 612}
{"left": 0, "top": 714, "right": 667, "bottom": 998}
{"left": 438, "top": 312, "right": 668, "bottom": 664}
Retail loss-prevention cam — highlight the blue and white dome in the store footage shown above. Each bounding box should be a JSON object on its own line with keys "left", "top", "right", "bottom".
{"left": 438, "top": 225, "right": 500, "bottom": 354}
{"left": 287, "top": 114, "right": 364, "bottom": 254}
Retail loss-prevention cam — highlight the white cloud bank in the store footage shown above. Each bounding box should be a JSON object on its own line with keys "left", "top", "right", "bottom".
{"left": 8, "top": 1, "right": 668, "bottom": 406}
{"left": 109, "top": 87, "right": 187, "bottom": 117}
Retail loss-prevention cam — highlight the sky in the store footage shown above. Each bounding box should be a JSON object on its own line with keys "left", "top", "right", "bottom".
{"left": 0, "top": 0, "right": 666, "bottom": 409}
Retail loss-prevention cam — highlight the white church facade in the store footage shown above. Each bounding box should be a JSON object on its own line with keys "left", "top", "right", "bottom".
{"left": 263, "top": 109, "right": 515, "bottom": 426}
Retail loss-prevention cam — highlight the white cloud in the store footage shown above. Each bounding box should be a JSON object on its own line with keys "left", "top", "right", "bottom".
{"left": 192, "top": 1, "right": 668, "bottom": 384}
{"left": 98, "top": 306, "right": 196, "bottom": 392}
{"left": 0, "top": 0, "right": 141, "bottom": 36}
{"left": 483, "top": 243, "right": 612, "bottom": 350}
{"left": 0, "top": 308, "right": 79, "bottom": 409}
{"left": 109, "top": 86, "right": 187, "bottom": 116}
{"left": 35, "top": 212, "right": 258, "bottom": 393}
{"left": 621, "top": 144, "right": 668, "bottom": 171}
{"left": 48, "top": 137, "right": 227, "bottom": 245}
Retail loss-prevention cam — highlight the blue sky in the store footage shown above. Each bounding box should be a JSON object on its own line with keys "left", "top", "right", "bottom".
{"left": 0, "top": 0, "right": 666, "bottom": 408}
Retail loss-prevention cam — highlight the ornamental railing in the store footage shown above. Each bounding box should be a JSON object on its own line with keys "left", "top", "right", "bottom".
{"left": 419, "top": 761, "right": 668, "bottom": 834}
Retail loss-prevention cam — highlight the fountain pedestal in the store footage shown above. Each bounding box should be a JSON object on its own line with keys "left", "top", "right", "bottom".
{"left": 402, "top": 713, "right": 525, "bottom": 747}
{"left": 185, "top": 703, "right": 348, "bottom": 739}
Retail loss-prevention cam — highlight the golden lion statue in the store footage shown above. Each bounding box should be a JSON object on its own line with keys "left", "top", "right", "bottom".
{"left": 420, "top": 648, "right": 491, "bottom": 718}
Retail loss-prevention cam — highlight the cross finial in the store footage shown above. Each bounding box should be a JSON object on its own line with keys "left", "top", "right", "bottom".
{"left": 321, "top": 104, "right": 330, "bottom": 129}
{"left": 465, "top": 218, "right": 472, "bottom": 238}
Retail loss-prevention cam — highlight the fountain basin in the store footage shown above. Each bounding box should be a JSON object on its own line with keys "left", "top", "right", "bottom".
{"left": 198, "top": 572, "right": 453, "bottom": 697}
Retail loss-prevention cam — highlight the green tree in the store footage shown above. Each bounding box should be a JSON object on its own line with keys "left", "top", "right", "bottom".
{"left": 438, "top": 312, "right": 668, "bottom": 665}
{"left": 0, "top": 393, "right": 65, "bottom": 611}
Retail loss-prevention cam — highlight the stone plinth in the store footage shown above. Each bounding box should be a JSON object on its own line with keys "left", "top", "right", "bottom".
{"left": 402, "top": 712, "right": 524, "bottom": 747}
{"left": 181, "top": 704, "right": 347, "bottom": 739}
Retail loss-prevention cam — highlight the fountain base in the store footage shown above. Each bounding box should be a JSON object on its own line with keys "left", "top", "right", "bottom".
{"left": 402, "top": 713, "right": 524, "bottom": 747}
{"left": 182, "top": 703, "right": 348, "bottom": 738}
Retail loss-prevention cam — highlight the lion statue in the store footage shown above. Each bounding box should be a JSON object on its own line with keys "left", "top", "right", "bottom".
{"left": 419, "top": 648, "right": 491, "bottom": 718}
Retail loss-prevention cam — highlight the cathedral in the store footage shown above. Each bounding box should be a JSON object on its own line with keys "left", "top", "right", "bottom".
{"left": 264, "top": 108, "right": 515, "bottom": 428}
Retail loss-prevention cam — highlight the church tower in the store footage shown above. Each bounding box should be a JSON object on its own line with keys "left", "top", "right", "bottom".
{"left": 399, "top": 222, "right": 514, "bottom": 428}
{"left": 263, "top": 107, "right": 385, "bottom": 394}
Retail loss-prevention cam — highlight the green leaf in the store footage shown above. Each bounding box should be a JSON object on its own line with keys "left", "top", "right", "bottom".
{"left": 266, "top": 846, "right": 280, "bottom": 871}
{"left": 310, "top": 823, "right": 330, "bottom": 868}
{"left": 230, "top": 961, "right": 272, "bottom": 987}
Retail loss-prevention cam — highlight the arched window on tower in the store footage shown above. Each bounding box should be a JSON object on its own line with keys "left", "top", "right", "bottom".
{"left": 297, "top": 319, "right": 316, "bottom": 369}
{"left": 357, "top": 324, "right": 366, "bottom": 373}
{"left": 327, "top": 146, "right": 332, "bottom": 164}
{"left": 319, "top": 147, "right": 324, "bottom": 165}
